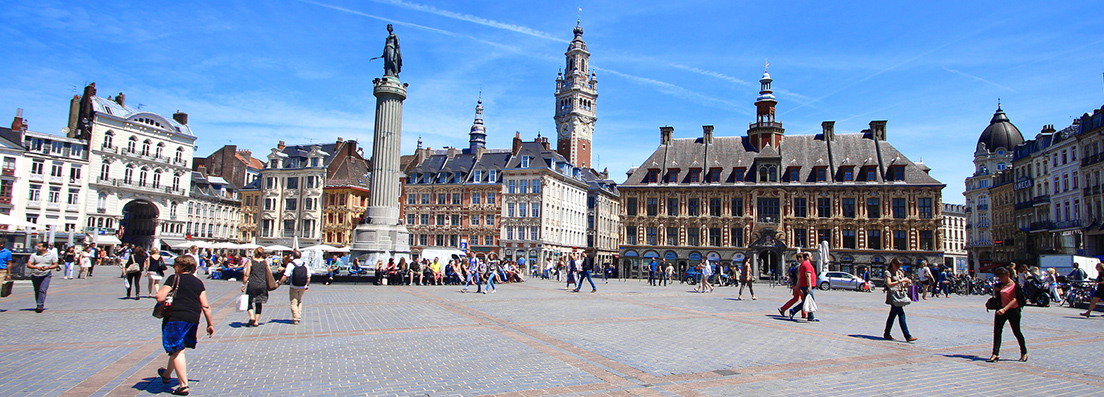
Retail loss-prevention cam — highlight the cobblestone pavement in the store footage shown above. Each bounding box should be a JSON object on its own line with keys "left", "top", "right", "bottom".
{"left": 2, "top": 274, "right": 1103, "bottom": 396}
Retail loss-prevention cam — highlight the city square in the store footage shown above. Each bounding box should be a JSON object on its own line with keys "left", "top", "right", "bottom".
{"left": 1, "top": 275, "right": 1102, "bottom": 396}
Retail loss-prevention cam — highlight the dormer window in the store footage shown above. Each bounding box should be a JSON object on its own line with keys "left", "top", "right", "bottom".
{"left": 841, "top": 166, "right": 854, "bottom": 181}
{"left": 707, "top": 168, "right": 721, "bottom": 183}
{"left": 520, "top": 156, "right": 531, "bottom": 168}
{"left": 488, "top": 169, "right": 497, "bottom": 182}
{"left": 758, "top": 165, "right": 777, "bottom": 182}
{"left": 689, "top": 169, "right": 701, "bottom": 183}
{"left": 311, "top": 158, "right": 320, "bottom": 167}
{"left": 473, "top": 170, "right": 483, "bottom": 183}
{"left": 886, "top": 166, "right": 905, "bottom": 181}
{"left": 645, "top": 169, "right": 659, "bottom": 183}
{"left": 786, "top": 167, "right": 800, "bottom": 182}
{"left": 734, "top": 167, "right": 746, "bottom": 182}
{"left": 666, "top": 169, "right": 679, "bottom": 183}
{"left": 815, "top": 167, "right": 828, "bottom": 182}
{"left": 861, "top": 166, "right": 878, "bottom": 181}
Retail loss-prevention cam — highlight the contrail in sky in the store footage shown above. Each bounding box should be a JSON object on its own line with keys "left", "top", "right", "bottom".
{"left": 597, "top": 68, "right": 749, "bottom": 114}
{"left": 941, "top": 67, "right": 1015, "bottom": 92}
{"left": 370, "top": 0, "right": 568, "bottom": 43}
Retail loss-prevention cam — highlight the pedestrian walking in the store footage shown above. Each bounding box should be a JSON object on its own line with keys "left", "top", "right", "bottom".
{"left": 883, "top": 259, "right": 917, "bottom": 342}
{"left": 737, "top": 257, "right": 756, "bottom": 300}
{"left": 989, "top": 266, "right": 1028, "bottom": 362}
{"left": 147, "top": 248, "right": 167, "bottom": 297}
{"left": 919, "top": 262, "right": 933, "bottom": 299}
{"left": 648, "top": 258, "right": 657, "bottom": 286}
{"left": 155, "top": 255, "right": 214, "bottom": 396}
{"left": 565, "top": 254, "right": 580, "bottom": 290}
{"left": 241, "top": 247, "right": 272, "bottom": 327}
{"left": 62, "top": 247, "right": 76, "bottom": 279}
{"left": 27, "top": 242, "right": 59, "bottom": 313}
{"left": 124, "top": 246, "right": 147, "bottom": 300}
{"left": 1079, "top": 262, "right": 1104, "bottom": 317}
{"left": 658, "top": 259, "right": 668, "bottom": 286}
{"left": 277, "top": 250, "right": 309, "bottom": 325}
{"left": 0, "top": 240, "right": 12, "bottom": 285}
{"left": 778, "top": 253, "right": 817, "bottom": 321}
{"left": 698, "top": 260, "right": 714, "bottom": 293}
{"left": 78, "top": 245, "right": 93, "bottom": 279}
{"left": 462, "top": 252, "right": 482, "bottom": 293}
{"left": 574, "top": 252, "right": 597, "bottom": 293}
{"left": 484, "top": 259, "right": 497, "bottom": 294}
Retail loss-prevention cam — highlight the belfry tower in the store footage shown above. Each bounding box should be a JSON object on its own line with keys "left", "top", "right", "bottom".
{"left": 747, "top": 64, "right": 784, "bottom": 151}
{"left": 554, "top": 21, "right": 598, "bottom": 168}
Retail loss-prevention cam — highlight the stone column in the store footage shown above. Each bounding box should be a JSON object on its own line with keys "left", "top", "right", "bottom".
{"left": 366, "top": 76, "right": 406, "bottom": 225}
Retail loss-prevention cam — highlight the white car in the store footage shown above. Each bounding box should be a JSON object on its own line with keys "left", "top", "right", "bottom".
{"left": 818, "top": 271, "right": 867, "bottom": 291}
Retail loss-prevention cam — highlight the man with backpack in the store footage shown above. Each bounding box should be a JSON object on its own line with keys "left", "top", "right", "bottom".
{"left": 574, "top": 251, "right": 597, "bottom": 293}
{"left": 278, "top": 250, "right": 310, "bottom": 325}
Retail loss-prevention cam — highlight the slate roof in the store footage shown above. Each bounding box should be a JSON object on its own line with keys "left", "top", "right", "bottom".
{"left": 190, "top": 171, "right": 240, "bottom": 202}
{"left": 90, "top": 96, "right": 194, "bottom": 138}
{"left": 624, "top": 131, "right": 942, "bottom": 187}
{"left": 325, "top": 149, "right": 371, "bottom": 189}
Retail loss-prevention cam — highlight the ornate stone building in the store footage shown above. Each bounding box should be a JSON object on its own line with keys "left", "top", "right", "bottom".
{"left": 584, "top": 169, "right": 621, "bottom": 266}
{"left": 966, "top": 106, "right": 1024, "bottom": 273}
{"left": 193, "top": 144, "right": 264, "bottom": 189}
{"left": 69, "top": 83, "right": 193, "bottom": 247}
{"left": 321, "top": 139, "right": 371, "bottom": 247}
{"left": 187, "top": 170, "right": 240, "bottom": 242}
{"left": 401, "top": 100, "right": 508, "bottom": 260}
{"left": 619, "top": 70, "right": 944, "bottom": 279}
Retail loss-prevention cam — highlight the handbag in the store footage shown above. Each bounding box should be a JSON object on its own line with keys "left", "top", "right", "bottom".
{"left": 152, "top": 274, "right": 180, "bottom": 319}
{"left": 263, "top": 260, "right": 279, "bottom": 291}
{"left": 1, "top": 280, "right": 12, "bottom": 298}
{"left": 886, "top": 289, "right": 911, "bottom": 307}
{"left": 125, "top": 257, "right": 140, "bottom": 273}
{"left": 907, "top": 284, "right": 919, "bottom": 302}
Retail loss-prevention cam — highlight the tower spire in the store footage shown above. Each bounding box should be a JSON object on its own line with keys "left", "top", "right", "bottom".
{"left": 468, "top": 97, "right": 486, "bottom": 152}
{"left": 748, "top": 65, "right": 783, "bottom": 151}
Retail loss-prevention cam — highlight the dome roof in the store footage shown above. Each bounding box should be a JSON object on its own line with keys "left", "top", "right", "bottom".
{"left": 977, "top": 106, "right": 1024, "bottom": 152}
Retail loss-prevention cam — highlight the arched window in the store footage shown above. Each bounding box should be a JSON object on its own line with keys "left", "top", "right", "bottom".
{"left": 104, "top": 131, "right": 114, "bottom": 148}
{"left": 127, "top": 136, "right": 137, "bottom": 153}
{"left": 172, "top": 174, "right": 180, "bottom": 191}
{"left": 171, "top": 203, "right": 178, "bottom": 219}
{"left": 152, "top": 171, "right": 161, "bottom": 188}
{"left": 156, "top": 142, "right": 164, "bottom": 158}
{"left": 175, "top": 147, "right": 184, "bottom": 162}
{"left": 99, "top": 162, "right": 110, "bottom": 180}
{"left": 139, "top": 167, "right": 149, "bottom": 186}
{"left": 141, "top": 140, "right": 151, "bottom": 156}
{"left": 124, "top": 165, "right": 134, "bottom": 184}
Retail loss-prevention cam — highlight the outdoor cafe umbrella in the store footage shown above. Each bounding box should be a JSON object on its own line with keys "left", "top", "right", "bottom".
{"left": 264, "top": 244, "right": 293, "bottom": 252}
{"left": 817, "top": 240, "right": 830, "bottom": 274}
{"left": 0, "top": 213, "right": 38, "bottom": 229}
{"left": 302, "top": 244, "right": 340, "bottom": 252}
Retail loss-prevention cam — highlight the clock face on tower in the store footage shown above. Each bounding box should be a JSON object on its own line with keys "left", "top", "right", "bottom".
{"left": 560, "top": 123, "right": 571, "bottom": 138}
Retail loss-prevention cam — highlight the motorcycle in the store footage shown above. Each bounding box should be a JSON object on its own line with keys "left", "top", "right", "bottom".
{"left": 1021, "top": 275, "right": 1051, "bottom": 307}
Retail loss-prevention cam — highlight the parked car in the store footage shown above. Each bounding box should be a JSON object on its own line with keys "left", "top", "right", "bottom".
{"left": 160, "top": 251, "right": 178, "bottom": 266}
{"left": 682, "top": 264, "right": 720, "bottom": 285}
{"left": 818, "top": 271, "right": 866, "bottom": 291}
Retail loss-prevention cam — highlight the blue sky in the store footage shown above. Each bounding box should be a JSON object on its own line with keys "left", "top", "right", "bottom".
{"left": 2, "top": 1, "right": 1103, "bottom": 202}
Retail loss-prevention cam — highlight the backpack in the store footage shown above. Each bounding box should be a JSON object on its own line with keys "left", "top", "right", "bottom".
{"left": 291, "top": 264, "right": 309, "bottom": 287}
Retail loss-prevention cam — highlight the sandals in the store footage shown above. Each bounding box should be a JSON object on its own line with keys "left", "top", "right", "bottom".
{"left": 171, "top": 385, "right": 190, "bottom": 395}
{"left": 157, "top": 368, "right": 171, "bottom": 384}
{"left": 986, "top": 355, "right": 999, "bottom": 363}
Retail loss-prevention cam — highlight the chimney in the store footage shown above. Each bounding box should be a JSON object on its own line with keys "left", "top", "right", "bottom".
{"left": 197, "top": 165, "right": 207, "bottom": 175}
{"left": 541, "top": 137, "right": 550, "bottom": 151}
{"left": 446, "top": 146, "right": 460, "bottom": 158}
{"left": 238, "top": 149, "right": 251, "bottom": 158}
{"left": 821, "top": 121, "right": 835, "bottom": 141}
{"left": 173, "top": 111, "right": 188, "bottom": 125}
{"left": 277, "top": 141, "right": 286, "bottom": 150}
{"left": 114, "top": 93, "right": 125, "bottom": 107}
{"left": 702, "top": 125, "right": 714, "bottom": 145}
{"left": 336, "top": 137, "right": 344, "bottom": 143}
{"left": 601, "top": 168, "right": 609, "bottom": 179}
{"left": 660, "top": 126, "right": 674, "bottom": 145}
{"left": 512, "top": 131, "right": 523, "bottom": 154}
{"left": 67, "top": 95, "right": 80, "bottom": 137}
{"left": 869, "top": 120, "right": 887, "bottom": 140}
{"left": 11, "top": 108, "right": 26, "bottom": 132}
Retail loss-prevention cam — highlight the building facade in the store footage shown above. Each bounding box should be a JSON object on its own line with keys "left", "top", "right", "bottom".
{"left": 1044, "top": 123, "right": 1084, "bottom": 256}
{"left": 584, "top": 169, "right": 621, "bottom": 266}
{"left": 401, "top": 101, "right": 508, "bottom": 260}
{"left": 1, "top": 110, "right": 91, "bottom": 243}
{"left": 941, "top": 203, "right": 967, "bottom": 272}
{"left": 193, "top": 144, "right": 265, "bottom": 189}
{"left": 321, "top": 139, "right": 371, "bottom": 247}
{"left": 501, "top": 139, "right": 589, "bottom": 268}
{"left": 1078, "top": 105, "right": 1104, "bottom": 256}
{"left": 187, "top": 171, "right": 241, "bottom": 242}
{"left": 619, "top": 70, "right": 944, "bottom": 279}
{"left": 965, "top": 106, "right": 1024, "bottom": 273}
{"left": 70, "top": 84, "right": 193, "bottom": 247}
{"left": 258, "top": 142, "right": 328, "bottom": 247}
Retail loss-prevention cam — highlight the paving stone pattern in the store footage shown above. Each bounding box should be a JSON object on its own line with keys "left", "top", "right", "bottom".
{"left": 1, "top": 273, "right": 1103, "bottom": 396}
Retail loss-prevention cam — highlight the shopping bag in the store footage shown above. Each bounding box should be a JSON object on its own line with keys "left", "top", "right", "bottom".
{"left": 124, "top": 278, "right": 130, "bottom": 290}
{"left": 1, "top": 280, "right": 12, "bottom": 297}
{"left": 238, "top": 294, "right": 248, "bottom": 311}
{"left": 908, "top": 284, "right": 919, "bottom": 302}
{"left": 802, "top": 293, "right": 818, "bottom": 313}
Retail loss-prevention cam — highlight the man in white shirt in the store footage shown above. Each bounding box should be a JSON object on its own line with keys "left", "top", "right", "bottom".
{"left": 277, "top": 250, "right": 309, "bottom": 325}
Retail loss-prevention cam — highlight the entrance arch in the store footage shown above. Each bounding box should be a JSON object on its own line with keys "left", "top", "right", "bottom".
{"left": 122, "top": 200, "right": 159, "bottom": 247}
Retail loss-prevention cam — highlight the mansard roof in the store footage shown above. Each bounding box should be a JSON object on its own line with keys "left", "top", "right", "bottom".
{"left": 624, "top": 130, "right": 942, "bottom": 187}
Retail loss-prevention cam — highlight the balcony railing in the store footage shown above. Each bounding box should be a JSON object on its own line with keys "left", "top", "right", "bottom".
{"left": 96, "top": 177, "right": 183, "bottom": 195}
{"left": 1030, "top": 221, "right": 1055, "bottom": 231}
{"left": 1, "top": 167, "right": 13, "bottom": 176}
{"left": 1082, "top": 152, "right": 1104, "bottom": 167}
{"left": 1033, "top": 195, "right": 1051, "bottom": 205}
{"left": 977, "top": 204, "right": 989, "bottom": 210}
{"left": 757, "top": 215, "right": 780, "bottom": 224}
{"left": 0, "top": 195, "right": 10, "bottom": 205}
{"left": 1014, "top": 201, "right": 1035, "bottom": 210}
{"left": 1054, "top": 219, "right": 1082, "bottom": 229}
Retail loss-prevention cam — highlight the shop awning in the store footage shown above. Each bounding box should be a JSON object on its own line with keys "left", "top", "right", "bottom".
{"left": 95, "top": 235, "right": 122, "bottom": 245}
